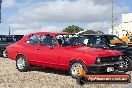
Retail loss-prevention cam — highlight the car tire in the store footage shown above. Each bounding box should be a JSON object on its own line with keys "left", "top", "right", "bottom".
{"left": 76, "top": 76, "right": 86, "bottom": 85}
{"left": 69, "top": 61, "right": 88, "bottom": 78}
{"left": 2, "top": 49, "right": 7, "bottom": 58}
{"left": 127, "top": 59, "right": 132, "bottom": 71}
{"left": 16, "top": 55, "right": 30, "bottom": 72}
{"left": 120, "top": 57, "right": 132, "bottom": 72}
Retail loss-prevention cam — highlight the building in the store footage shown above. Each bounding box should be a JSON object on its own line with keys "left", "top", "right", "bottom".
{"left": 109, "top": 13, "right": 132, "bottom": 38}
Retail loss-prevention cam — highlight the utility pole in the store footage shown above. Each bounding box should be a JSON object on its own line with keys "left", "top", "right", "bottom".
{"left": 0, "top": 0, "right": 2, "bottom": 23}
{"left": 111, "top": 0, "right": 114, "bottom": 34}
{"left": 9, "top": 26, "right": 11, "bottom": 35}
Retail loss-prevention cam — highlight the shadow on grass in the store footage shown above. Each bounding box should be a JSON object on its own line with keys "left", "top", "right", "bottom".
{"left": 25, "top": 65, "right": 130, "bottom": 78}
{"left": 29, "top": 66, "right": 70, "bottom": 77}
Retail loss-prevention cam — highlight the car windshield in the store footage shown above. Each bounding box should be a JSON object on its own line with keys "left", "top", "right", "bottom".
{"left": 101, "top": 35, "right": 127, "bottom": 47}
{"left": 56, "top": 34, "right": 86, "bottom": 46}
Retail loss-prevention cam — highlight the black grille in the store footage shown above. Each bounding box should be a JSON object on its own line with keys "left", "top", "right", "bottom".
{"left": 100, "top": 56, "right": 119, "bottom": 63}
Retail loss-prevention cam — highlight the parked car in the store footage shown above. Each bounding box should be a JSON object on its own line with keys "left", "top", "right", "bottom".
{"left": 121, "top": 34, "right": 132, "bottom": 47}
{"left": 11, "top": 35, "right": 24, "bottom": 42}
{"left": 6, "top": 32, "right": 126, "bottom": 77}
{"left": 78, "top": 34, "right": 132, "bottom": 71}
{"left": 0, "top": 35, "right": 15, "bottom": 58}
{"left": 0, "top": 35, "right": 24, "bottom": 58}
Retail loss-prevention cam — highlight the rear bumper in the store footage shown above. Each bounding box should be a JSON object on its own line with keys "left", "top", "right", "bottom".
{"left": 88, "top": 61, "right": 124, "bottom": 74}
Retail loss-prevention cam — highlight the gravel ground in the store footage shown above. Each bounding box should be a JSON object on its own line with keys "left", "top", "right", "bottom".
{"left": 0, "top": 57, "right": 132, "bottom": 88}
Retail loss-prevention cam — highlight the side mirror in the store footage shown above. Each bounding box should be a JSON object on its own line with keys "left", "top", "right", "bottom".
{"left": 48, "top": 45, "right": 53, "bottom": 49}
{"left": 26, "top": 39, "right": 36, "bottom": 45}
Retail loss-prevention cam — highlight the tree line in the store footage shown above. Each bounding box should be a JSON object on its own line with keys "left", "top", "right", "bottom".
{"left": 63, "top": 25, "right": 104, "bottom": 34}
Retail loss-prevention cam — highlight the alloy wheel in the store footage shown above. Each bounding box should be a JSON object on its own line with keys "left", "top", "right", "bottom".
{"left": 17, "top": 57, "right": 26, "bottom": 70}
{"left": 70, "top": 62, "right": 83, "bottom": 77}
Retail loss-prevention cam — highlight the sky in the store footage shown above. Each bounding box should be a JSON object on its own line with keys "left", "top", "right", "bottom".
{"left": 0, "top": 0, "right": 132, "bottom": 35}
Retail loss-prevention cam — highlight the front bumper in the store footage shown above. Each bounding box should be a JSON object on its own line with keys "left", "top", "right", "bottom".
{"left": 88, "top": 61, "right": 124, "bottom": 74}
{"left": 128, "top": 42, "right": 132, "bottom": 46}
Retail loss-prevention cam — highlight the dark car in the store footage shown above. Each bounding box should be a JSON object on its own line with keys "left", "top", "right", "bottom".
{"left": 0, "top": 35, "right": 24, "bottom": 58}
{"left": 11, "top": 35, "right": 24, "bottom": 42}
{"left": 76, "top": 34, "right": 132, "bottom": 71}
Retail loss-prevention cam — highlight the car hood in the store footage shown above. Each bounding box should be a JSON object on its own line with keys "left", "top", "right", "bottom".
{"left": 64, "top": 46, "right": 122, "bottom": 57}
{"left": 114, "top": 46, "right": 132, "bottom": 56}
{"left": 113, "top": 46, "right": 129, "bottom": 51}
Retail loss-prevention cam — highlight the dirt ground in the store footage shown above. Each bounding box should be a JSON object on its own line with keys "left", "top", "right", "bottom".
{"left": 0, "top": 57, "right": 131, "bottom": 88}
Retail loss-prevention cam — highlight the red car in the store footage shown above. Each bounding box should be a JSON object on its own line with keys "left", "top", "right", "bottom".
{"left": 6, "top": 32, "right": 125, "bottom": 77}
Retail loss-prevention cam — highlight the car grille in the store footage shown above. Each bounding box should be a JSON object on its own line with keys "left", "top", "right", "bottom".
{"left": 100, "top": 56, "right": 120, "bottom": 64}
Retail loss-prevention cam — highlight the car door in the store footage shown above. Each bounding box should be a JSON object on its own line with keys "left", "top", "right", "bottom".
{"left": 25, "top": 35, "right": 40, "bottom": 63}
{"left": 36, "top": 35, "right": 60, "bottom": 68}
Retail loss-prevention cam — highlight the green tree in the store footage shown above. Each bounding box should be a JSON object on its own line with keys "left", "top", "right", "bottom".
{"left": 80, "top": 30, "right": 104, "bottom": 34}
{"left": 63, "top": 25, "right": 84, "bottom": 33}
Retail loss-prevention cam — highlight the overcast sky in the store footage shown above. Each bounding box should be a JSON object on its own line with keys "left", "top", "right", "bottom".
{"left": 0, "top": 0, "right": 132, "bottom": 35}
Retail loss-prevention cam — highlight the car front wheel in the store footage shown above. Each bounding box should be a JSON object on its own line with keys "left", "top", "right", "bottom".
{"left": 119, "top": 57, "right": 132, "bottom": 72}
{"left": 16, "top": 55, "right": 30, "bottom": 72}
{"left": 69, "top": 61, "right": 87, "bottom": 78}
{"left": 2, "top": 49, "right": 7, "bottom": 58}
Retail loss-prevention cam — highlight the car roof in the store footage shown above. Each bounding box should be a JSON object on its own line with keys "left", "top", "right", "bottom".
{"left": 0, "top": 35, "right": 12, "bottom": 37}
{"left": 82, "top": 34, "right": 116, "bottom": 36}
{"left": 32, "top": 32, "right": 73, "bottom": 35}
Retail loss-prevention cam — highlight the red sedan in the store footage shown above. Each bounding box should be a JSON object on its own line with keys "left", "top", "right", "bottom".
{"left": 6, "top": 32, "right": 125, "bottom": 77}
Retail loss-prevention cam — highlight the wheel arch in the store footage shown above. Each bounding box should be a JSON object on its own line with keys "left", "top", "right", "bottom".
{"left": 1, "top": 48, "right": 6, "bottom": 53}
{"left": 2, "top": 48, "right": 6, "bottom": 51}
{"left": 69, "top": 59, "right": 87, "bottom": 67}
{"left": 16, "top": 54, "right": 25, "bottom": 60}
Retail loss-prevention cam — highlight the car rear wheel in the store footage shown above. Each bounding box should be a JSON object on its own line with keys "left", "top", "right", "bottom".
{"left": 69, "top": 61, "right": 87, "bottom": 78}
{"left": 16, "top": 55, "right": 30, "bottom": 72}
{"left": 2, "top": 49, "right": 7, "bottom": 58}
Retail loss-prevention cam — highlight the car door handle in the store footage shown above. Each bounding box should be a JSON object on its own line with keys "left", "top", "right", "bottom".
{"left": 36, "top": 49, "right": 39, "bottom": 50}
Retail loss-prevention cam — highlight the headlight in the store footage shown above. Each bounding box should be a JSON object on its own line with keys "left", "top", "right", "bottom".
{"left": 119, "top": 56, "right": 123, "bottom": 61}
{"left": 128, "top": 38, "right": 130, "bottom": 42}
{"left": 96, "top": 57, "right": 101, "bottom": 64}
{"left": 128, "top": 37, "right": 132, "bottom": 42}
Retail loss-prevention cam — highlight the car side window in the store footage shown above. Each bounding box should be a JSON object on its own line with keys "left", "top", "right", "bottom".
{"left": 40, "top": 35, "right": 57, "bottom": 46}
{"left": 90, "top": 36, "right": 106, "bottom": 46}
{"left": 1, "top": 38, "right": 7, "bottom": 42}
{"left": 27, "top": 35, "right": 38, "bottom": 45}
